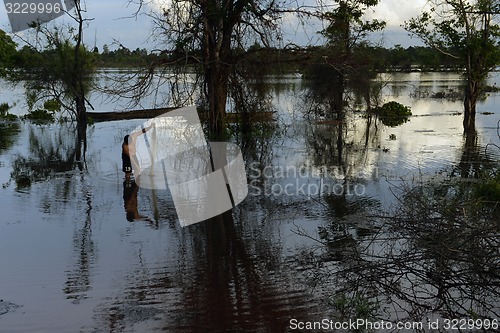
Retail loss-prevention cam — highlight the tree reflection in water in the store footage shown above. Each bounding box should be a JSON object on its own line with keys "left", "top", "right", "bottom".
{"left": 7, "top": 123, "right": 97, "bottom": 303}
{"left": 295, "top": 131, "right": 500, "bottom": 325}
{"left": 2, "top": 72, "right": 498, "bottom": 332}
{"left": 293, "top": 75, "right": 500, "bottom": 324}
{"left": 64, "top": 174, "right": 95, "bottom": 303}
{"left": 9, "top": 123, "right": 86, "bottom": 189}
{"left": 0, "top": 122, "right": 20, "bottom": 153}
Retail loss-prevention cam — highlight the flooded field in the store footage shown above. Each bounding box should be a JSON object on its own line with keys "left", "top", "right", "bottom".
{"left": 0, "top": 72, "right": 499, "bottom": 332}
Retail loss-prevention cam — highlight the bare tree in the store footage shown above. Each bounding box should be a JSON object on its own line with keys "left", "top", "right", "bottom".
{"left": 117, "top": 0, "right": 284, "bottom": 137}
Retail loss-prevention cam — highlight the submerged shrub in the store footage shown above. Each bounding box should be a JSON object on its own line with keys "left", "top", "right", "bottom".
{"left": 0, "top": 103, "right": 9, "bottom": 114}
{"left": 22, "top": 98, "right": 61, "bottom": 123}
{"left": 0, "top": 103, "right": 18, "bottom": 121}
{"left": 474, "top": 173, "right": 500, "bottom": 202}
{"left": 43, "top": 99, "right": 61, "bottom": 112}
{"left": 372, "top": 101, "right": 412, "bottom": 127}
{"left": 23, "top": 109, "right": 55, "bottom": 123}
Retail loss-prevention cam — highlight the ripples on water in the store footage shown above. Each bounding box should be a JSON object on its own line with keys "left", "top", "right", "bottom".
{"left": 0, "top": 73, "right": 498, "bottom": 332}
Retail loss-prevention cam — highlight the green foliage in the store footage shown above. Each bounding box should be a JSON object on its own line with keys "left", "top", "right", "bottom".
{"left": 95, "top": 46, "right": 153, "bottom": 67}
{"left": 0, "top": 103, "right": 18, "bottom": 121}
{"left": 311, "top": 0, "right": 386, "bottom": 116}
{"left": 25, "top": 90, "right": 37, "bottom": 113}
{"left": 9, "top": 19, "right": 95, "bottom": 124}
{"left": 0, "top": 29, "right": 17, "bottom": 77}
{"left": 484, "top": 85, "right": 500, "bottom": 93}
{"left": 404, "top": 0, "right": 500, "bottom": 90}
{"left": 372, "top": 101, "right": 412, "bottom": 127}
{"left": 0, "top": 103, "right": 9, "bottom": 114}
{"left": 23, "top": 93, "right": 57, "bottom": 123}
{"left": 321, "top": 0, "right": 386, "bottom": 53}
{"left": 330, "top": 292, "right": 379, "bottom": 321}
{"left": 39, "top": 41, "right": 93, "bottom": 103}
{"left": 23, "top": 109, "right": 56, "bottom": 123}
{"left": 43, "top": 99, "right": 61, "bottom": 112}
{"left": 474, "top": 173, "right": 500, "bottom": 202}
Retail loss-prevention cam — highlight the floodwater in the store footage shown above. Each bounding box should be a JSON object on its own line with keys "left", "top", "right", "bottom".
{"left": 0, "top": 72, "right": 499, "bottom": 332}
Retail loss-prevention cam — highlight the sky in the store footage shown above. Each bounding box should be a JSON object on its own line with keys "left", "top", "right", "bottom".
{"left": 0, "top": 0, "right": 426, "bottom": 50}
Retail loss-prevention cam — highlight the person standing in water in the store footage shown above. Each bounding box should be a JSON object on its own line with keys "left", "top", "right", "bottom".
{"left": 122, "top": 122, "right": 155, "bottom": 179}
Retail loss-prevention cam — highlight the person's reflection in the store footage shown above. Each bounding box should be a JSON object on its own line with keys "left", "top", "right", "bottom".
{"left": 123, "top": 178, "right": 146, "bottom": 221}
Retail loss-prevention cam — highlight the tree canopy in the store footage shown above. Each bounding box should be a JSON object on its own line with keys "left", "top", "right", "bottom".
{"left": 405, "top": 0, "right": 500, "bottom": 133}
{"left": 306, "top": 0, "right": 385, "bottom": 116}
{"left": 12, "top": 26, "right": 95, "bottom": 121}
{"left": 117, "top": 0, "right": 284, "bottom": 136}
{"left": 0, "top": 29, "right": 17, "bottom": 77}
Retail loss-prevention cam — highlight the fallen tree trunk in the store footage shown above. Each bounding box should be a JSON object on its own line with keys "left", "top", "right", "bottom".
{"left": 87, "top": 108, "right": 177, "bottom": 121}
{"left": 87, "top": 108, "right": 275, "bottom": 123}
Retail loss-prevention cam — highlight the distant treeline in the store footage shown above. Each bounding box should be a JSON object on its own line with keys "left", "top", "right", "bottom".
{"left": 10, "top": 43, "right": 465, "bottom": 72}
{"left": 256, "top": 45, "right": 465, "bottom": 72}
{"left": 91, "top": 44, "right": 464, "bottom": 72}
{"left": 368, "top": 45, "right": 464, "bottom": 71}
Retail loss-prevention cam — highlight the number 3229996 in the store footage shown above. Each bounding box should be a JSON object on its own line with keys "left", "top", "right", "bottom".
{"left": 443, "top": 318, "right": 498, "bottom": 331}
{"left": 5, "top": 2, "right": 61, "bottom": 14}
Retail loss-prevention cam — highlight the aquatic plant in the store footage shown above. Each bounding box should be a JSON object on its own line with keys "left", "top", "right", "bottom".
{"left": 294, "top": 164, "right": 500, "bottom": 325}
{"left": 23, "top": 109, "right": 55, "bottom": 123}
{"left": 329, "top": 292, "right": 380, "bottom": 321}
{"left": 372, "top": 101, "right": 412, "bottom": 127}
{"left": 22, "top": 99, "right": 61, "bottom": 123}
{"left": 474, "top": 173, "right": 500, "bottom": 202}
{"left": 0, "top": 103, "right": 17, "bottom": 121}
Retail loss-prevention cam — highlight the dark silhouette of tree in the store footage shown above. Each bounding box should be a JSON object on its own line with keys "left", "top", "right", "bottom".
{"left": 306, "top": 0, "right": 385, "bottom": 118}
{"left": 119, "top": 0, "right": 283, "bottom": 137}
{"left": 7, "top": 1, "right": 94, "bottom": 164}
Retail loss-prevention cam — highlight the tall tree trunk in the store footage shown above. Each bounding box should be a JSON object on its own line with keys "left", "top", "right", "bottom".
{"left": 207, "top": 62, "right": 229, "bottom": 137}
{"left": 75, "top": 93, "right": 86, "bottom": 123}
{"left": 73, "top": 0, "right": 87, "bottom": 166}
{"left": 330, "top": 69, "right": 344, "bottom": 118}
{"left": 202, "top": 8, "right": 232, "bottom": 138}
{"left": 74, "top": 0, "right": 86, "bottom": 126}
{"left": 463, "top": 78, "right": 478, "bottom": 134}
{"left": 75, "top": 121, "right": 87, "bottom": 171}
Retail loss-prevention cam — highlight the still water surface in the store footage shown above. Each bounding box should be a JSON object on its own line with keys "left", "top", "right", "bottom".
{"left": 0, "top": 72, "right": 499, "bottom": 332}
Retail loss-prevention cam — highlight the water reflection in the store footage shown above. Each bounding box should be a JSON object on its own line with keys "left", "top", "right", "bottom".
{"left": 123, "top": 178, "right": 145, "bottom": 221}
{"left": 296, "top": 127, "right": 500, "bottom": 325}
{"left": 0, "top": 122, "right": 20, "bottom": 153}
{"left": 167, "top": 212, "right": 316, "bottom": 332}
{"left": 9, "top": 124, "right": 86, "bottom": 189}
{"left": 0, "top": 72, "right": 498, "bottom": 332}
{"left": 455, "top": 132, "right": 499, "bottom": 179}
{"left": 64, "top": 175, "right": 96, "bottom": 303}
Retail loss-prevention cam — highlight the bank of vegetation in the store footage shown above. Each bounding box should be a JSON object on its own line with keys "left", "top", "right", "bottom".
{"left": 6, "top": 42, "right": 470, "bottom": 73}
{"left": 91, "top": 44, "right": 469, "bottom": 73}
{"left": 0, "top": 0, "right": 498, "bottom": 137}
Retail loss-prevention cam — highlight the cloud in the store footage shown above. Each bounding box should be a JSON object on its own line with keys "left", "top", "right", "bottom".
{"left": 365, "top": 0, "right": 427, "bottom": 27}
{"left": 0, "top": 0, "right": 427, "bottom": 50}
{"left": 146, "top": 0, "right": 170, "bottom": 13}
